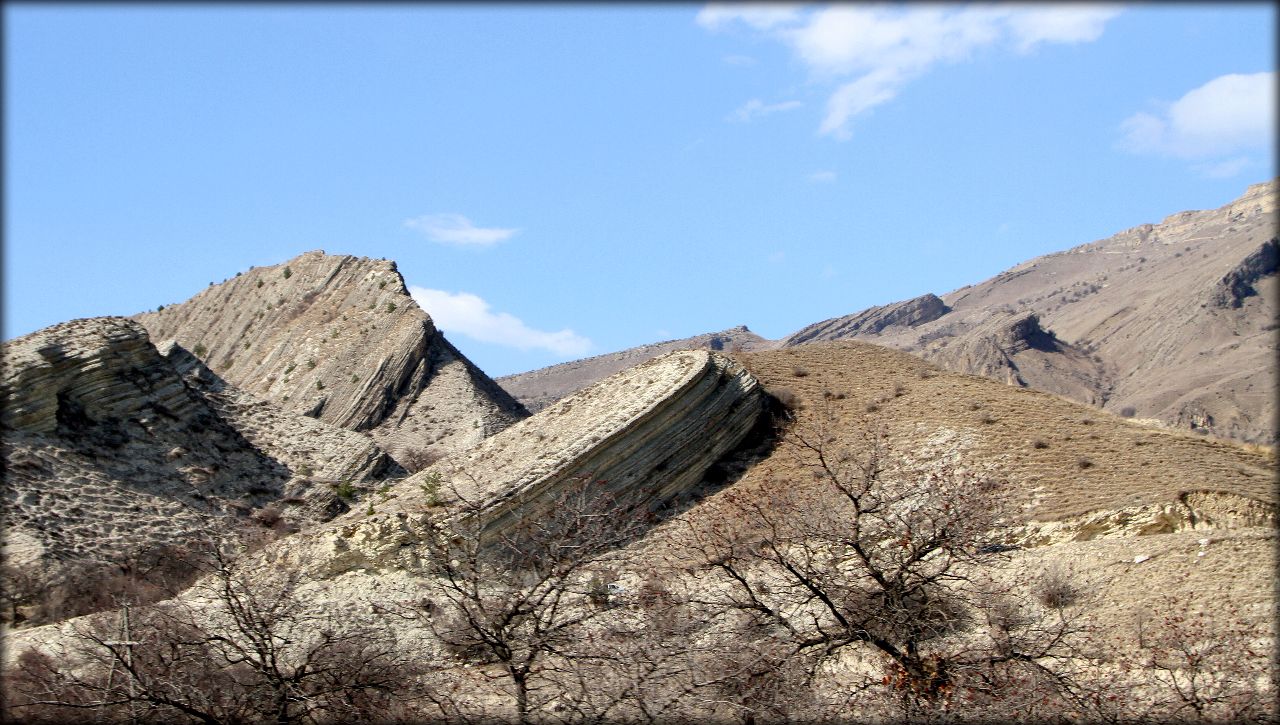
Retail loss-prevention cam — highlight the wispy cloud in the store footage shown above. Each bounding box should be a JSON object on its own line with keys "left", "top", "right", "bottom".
{"left": 808, "top": 170, "right": 837, "bottom": 183}
{"left": 699, "top": 4, "right": 1123, "bottom": 140}
{"left": 697, "top": 3, "right": 805, "bottom": 31}
{"left": 723, "top": 53, "right": 758, "bottom": 66}
{"left": 409, "top": 287, "right": 592, "bottom": 357}
{"left": 404, "top": 213, "right": 519, "bottom": 247}
{"left": 1119, "top": 72, "right": 1275, "bottom": 165}
{"left": 728, "top": 98, "right": 803, "bottom": 123}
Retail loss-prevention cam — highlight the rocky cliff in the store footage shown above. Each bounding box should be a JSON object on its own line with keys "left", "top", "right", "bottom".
{"left": 134, "top": 251, "right": 528, "bottom": 464}
{"left": 1, "top": 318, "right": 399, "bottom": 624}
{"left": 780, "top": 293, "right": 950, "bottom": 346}
{"left": 276, "top": 350, "right": 769, "bottom": 578}
{"left": 499, "top": 326, "right": 772, "bottom": 412}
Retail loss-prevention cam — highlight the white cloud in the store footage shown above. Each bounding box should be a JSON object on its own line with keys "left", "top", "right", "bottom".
{"left": 820, "top": 67, "right": 905, "bottom": 138}
{"left": 808, "top": 169, "right": 837, "bottom": 183}
{"left": 1119, "top": 72, "right": 1275, "bottom": 159}
{"left": 409, "top": 287, "right": 592, "bottom": 357}
{"left": 728, "top": 98, "right": 803, "bottom": 122}
{"left": 404, "top": 213, "right": 519, "bottom": 246}
{"left": 1005, "top": 5, "right": 1123, "bottom": 53}
{"left": 698, "top": 3, "right": 1124, "bottom": 139}
{"left": 697, "top": 3, "right": 805, "bottom": 31}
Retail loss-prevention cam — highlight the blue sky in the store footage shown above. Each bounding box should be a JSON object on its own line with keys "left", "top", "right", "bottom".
{"left": 5, "top": 3, "right": 1275, "bottom": 377}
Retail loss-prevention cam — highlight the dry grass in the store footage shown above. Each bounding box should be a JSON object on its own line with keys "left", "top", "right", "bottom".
{"left": 729, "top": 341, "right": 1274, "bottom": 523}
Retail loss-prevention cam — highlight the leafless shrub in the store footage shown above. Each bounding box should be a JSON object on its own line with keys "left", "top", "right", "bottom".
{"left": 771, "top": 387, "right": 802, "bottom": 412}
{"left": 1032, "top": 439, "right": 1050, "bottom": 449}
{"left": 397, "top": 447, "right": 443, "bottom": 474}
{"left": 791, "top": 366, "right": 810, "bottom": 378}
{"left": 1036, "top": 566, "right": 1080, "bottom": 609}
{"left": 1077, "top": 457, "right": 1094, "bottom": 470}
{"left": 4, "top": 540, "right": 423, "bottom": 724}
{"left": 1119, "top": 406, "right": 1137, "bottom": 418}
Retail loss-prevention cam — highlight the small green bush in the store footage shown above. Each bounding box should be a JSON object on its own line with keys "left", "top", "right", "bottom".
{"left": 283, "top": 266, "right": 293, "bottom": 279}
{"left": 385, "top": 302, "right": 397, "bottom": 313}
{"left": 192, "top": 343, "right": 208, "bottom": 358}
{"left": 333, "top": 480, "right": 356, "bottom": 500}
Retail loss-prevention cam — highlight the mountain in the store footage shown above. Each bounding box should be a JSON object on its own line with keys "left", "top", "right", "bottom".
{"left": 499, "top": 181, "right": 1277, "bottom": 444}
{"left": 134, "top": 250, "right": 528, "bottom": 465}
{"left": 10, "top": 338, "right": 1272, "bottom": 722}
{"left": 804, "top": 179, "right": 1277, "bottom": 444}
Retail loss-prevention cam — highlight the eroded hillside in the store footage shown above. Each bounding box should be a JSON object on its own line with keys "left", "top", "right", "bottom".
{"left": 0, "top": 318, "right": 400, "bottom": 626}
{"left": 135, "top": 250, "right": 528, "bottom": 464}
{"left": 788, "top": 180, "right": 1278, "bottom": 443}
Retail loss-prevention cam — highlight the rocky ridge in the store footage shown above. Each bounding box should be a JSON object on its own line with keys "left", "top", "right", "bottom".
{"left": 0, "top": 318, "right": 394, "bottom": 617}
{"left": 498, "top": 181, "right": 1277, "bottom": 443}
{"left": 498, "top": 326, "right": 771, "bottom": 413}
{"left": 270, "top": 350, "right": 768, "bottom": 578}
{"left": 780, "top": 293, "right": 950, "bottom": 346}
{"left": 135, "top": 251, "right": 528, "bottom": 464}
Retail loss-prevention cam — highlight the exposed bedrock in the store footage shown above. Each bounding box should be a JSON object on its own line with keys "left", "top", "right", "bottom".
{"left": 1213, "top": 237, "right": 1278, "bottom": 309}
{"left": 781, "top": 293, "right": 950, "bottom": 347}
{"left": 296, "top": 350, "right": 768, "bottom": 576}
{"left": 0, "top": 317, "right": 406, "bottom": 626}
{"left": 134, "top": 250, "right": 527, "bottom": 465}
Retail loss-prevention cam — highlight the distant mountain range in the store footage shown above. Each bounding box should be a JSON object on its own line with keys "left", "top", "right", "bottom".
{"left": 501, "top": 180, "right": 1277, "bottom": 444}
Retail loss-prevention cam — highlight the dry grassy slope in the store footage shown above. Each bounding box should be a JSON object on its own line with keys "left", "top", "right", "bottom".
{"left": 134, "top": 250, "right": 527, "bottom": 463}
{"left": 498, "top": 326, "right": 772, "bottom": 412}
{"left": 870, "top": 180, "right": 1278, "bottom": 443}
{"left": 732, "top": 342, "right": 1274, "bottom": 523}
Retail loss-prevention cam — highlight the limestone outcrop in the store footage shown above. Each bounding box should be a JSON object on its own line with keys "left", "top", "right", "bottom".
{"left": 134, "top": 251, "right": 527, "bottom": 464}
{"left": 923, "top": 312, "right": 1109, "bottom": 404}
{"left": 285, "top": 350, "right": 768, "bottom": 577}
{"left": 1213, "top": 237, "right": 1278, "bottom": 309}
{"left": 781, "top": 293, "right": 950, "bottom": 347}
{"left": 499, "top": 326, "right": 771, "bottom": 413}
{"left": 0, "top": 317, "right": 402, "bottom": 624}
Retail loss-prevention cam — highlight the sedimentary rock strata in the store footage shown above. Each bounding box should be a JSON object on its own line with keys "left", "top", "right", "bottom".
{"left": 0, "top": 317, "right": 404, "bottom": 623}
{"left": 498, "top": 326, "right": 771, "bottom": 413}
{"left": 134, "top": 250, "right": 527, "bottom": 464}
{"left": 292, "top": 350, "right": 768, "bottom": 577}
{"left": 780, "top": 293, "right": 950, "bottom": 347}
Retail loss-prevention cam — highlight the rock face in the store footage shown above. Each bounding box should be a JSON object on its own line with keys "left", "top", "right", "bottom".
{"left": 499, "top": 326, "right": 772, "bottom": 412}
{"left": 134, "top": 251, "right": 527, "bottom": 464}
{"left": 780, "top": 293, "right": 950, "bottom": 347}
{"left": 1213, "top": 237, "right": 1278, "bottom": 309}
{"left": 159, "top": 342, "right": 404, "bottom": 520}
{"left": 290, "top": 350, "right": 768, "bottom": 577}
{"left": 917, "top": 313, "right": 1109, "bottom": 405}
{"left": 0, "top": 320, "right": 358, "bottom": 616}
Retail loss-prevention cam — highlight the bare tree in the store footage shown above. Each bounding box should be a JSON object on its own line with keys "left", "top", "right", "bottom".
{"left": 5, "top": 539, "right": 421, "bottom": 724}
{"left": 681, "top": 410, "right": 1089, "bottom": 722}
{"left": 1075, "top": 595, "right": 1278, "bottom": 724}
{"left": 413, "top": 474, "right": 657, "bottom": 723}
